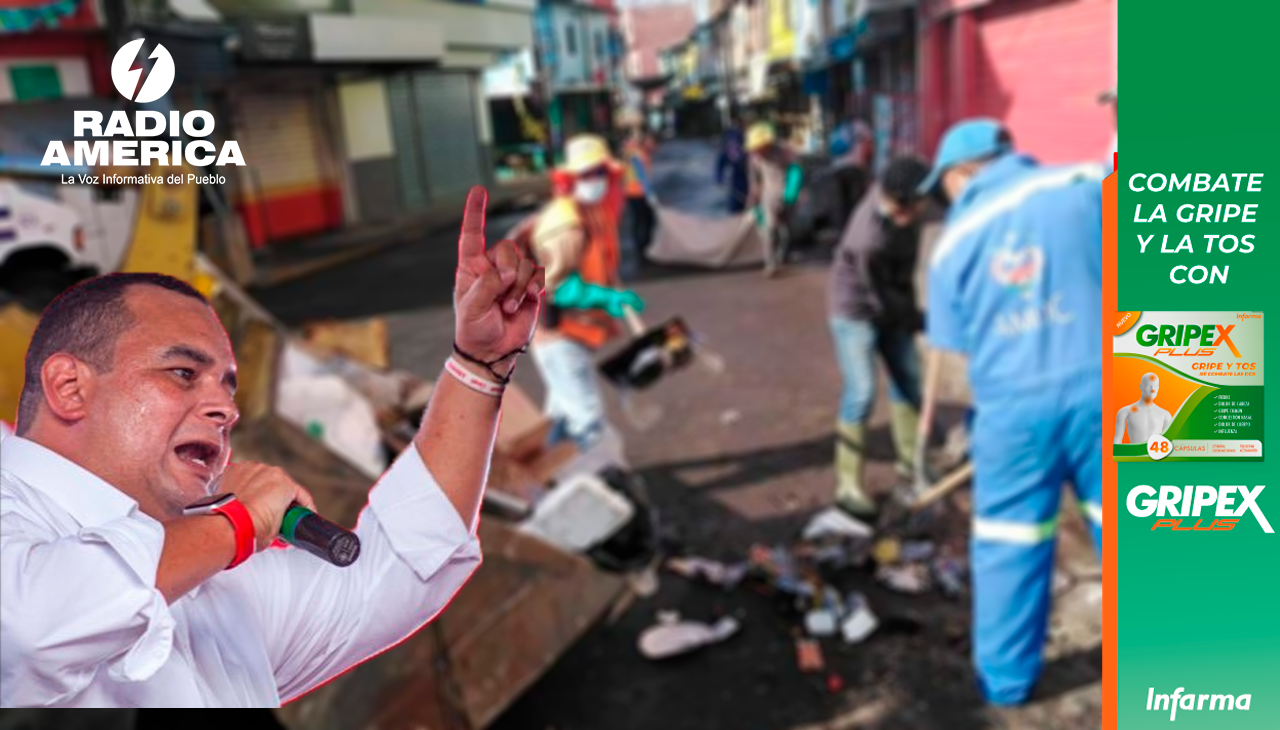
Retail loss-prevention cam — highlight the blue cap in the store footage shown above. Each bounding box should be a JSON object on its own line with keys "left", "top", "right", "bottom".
{"left": 918, "top": 118, "right": 1013, "bottom": 196}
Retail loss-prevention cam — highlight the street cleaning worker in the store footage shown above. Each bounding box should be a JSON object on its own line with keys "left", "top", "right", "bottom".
{"left": 919, "top": 118, "right": 1106, "bottom": 706}
{"left": 622, "top": 124, "right": 658, "bottom": 274}
{"left": 716, "top": 113, "right": 750, "bottom": 213}
{"left": 745, "top": 122, "right": 803, "bottom": 277}
{"left": 824, "top": 157, "right": 932, "bottom": 519}
{"left": 522, "top": 134, "right": 646, "bottom": 450}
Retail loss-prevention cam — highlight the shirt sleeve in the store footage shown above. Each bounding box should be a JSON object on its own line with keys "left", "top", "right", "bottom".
{"left": 244, "top": 446, "right": 482, "bottom": 704}
{"left": 533, "top": 201, "right": 586, "bottom": 293}
{"left": 0, "top": 494, "right": 175, "bottom": 704}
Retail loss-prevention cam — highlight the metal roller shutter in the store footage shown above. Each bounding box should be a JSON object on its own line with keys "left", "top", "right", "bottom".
{"left": 413, "top": 72, "right": 485, "bottom": 199}
{"left": 235, "top": 92, "right": 326, "bottom": 198}
{"left": 973, "top": 0, "right": 1112, "bottom": 163}
{"left": 388, "top": 71, "right": 484, "bottom": 211}
{"left": 388, "top": 74, "right": 429, "bottom": 211}
{"left": 233, "top": 91, "right": 340, "bottom": 244}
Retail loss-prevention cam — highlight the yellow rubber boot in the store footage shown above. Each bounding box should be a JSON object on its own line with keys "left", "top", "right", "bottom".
{"left": 834, "top": 421, "right": 877, "bottom": 517}
{"left": 890, "top": 402, "right": 920, "bottom": 480}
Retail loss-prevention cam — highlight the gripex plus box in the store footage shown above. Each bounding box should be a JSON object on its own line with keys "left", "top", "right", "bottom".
{"left": 1112, "top": 311, "right": 1264, "bottom": 461}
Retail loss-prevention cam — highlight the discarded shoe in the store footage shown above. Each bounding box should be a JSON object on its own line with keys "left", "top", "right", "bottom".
{"left": 802, "top": 506, "right": 875, "bottom": 541}
{"left": 638, "top": 613, "right": 741, "bottom": 660}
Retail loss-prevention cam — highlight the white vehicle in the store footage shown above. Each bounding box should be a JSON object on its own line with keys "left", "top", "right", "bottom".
{"left": 0, "top": 168, "right": 138, "bottom": 307}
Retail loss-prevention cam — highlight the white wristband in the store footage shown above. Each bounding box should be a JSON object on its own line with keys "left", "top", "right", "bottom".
{"left": 445, "top": 356, "right": 505, "bottom": 397}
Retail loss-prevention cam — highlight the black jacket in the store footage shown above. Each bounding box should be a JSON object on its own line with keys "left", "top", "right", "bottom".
{"left": 827, "top": 184, "right": 924, "bottom": 331}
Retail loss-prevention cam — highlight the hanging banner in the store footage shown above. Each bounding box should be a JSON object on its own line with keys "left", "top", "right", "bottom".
{"left": 0, "top": 0, "right": 97, "bottom": 32}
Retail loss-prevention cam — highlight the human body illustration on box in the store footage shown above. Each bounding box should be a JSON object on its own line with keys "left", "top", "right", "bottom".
{"left": 1115, "top": 373, "right": 1172, "bottom": 444}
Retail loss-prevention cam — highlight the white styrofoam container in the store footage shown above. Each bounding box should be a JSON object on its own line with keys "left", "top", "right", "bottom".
{"left": 518, "top": 471, "right": 635, "bottom": 552}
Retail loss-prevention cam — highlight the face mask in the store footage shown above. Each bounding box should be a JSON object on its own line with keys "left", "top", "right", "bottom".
{"left": 880, "top": 196, "right": 924, "bottom": 229}
{"left": 575, "top": 178, "right": 608, "bottom": 205}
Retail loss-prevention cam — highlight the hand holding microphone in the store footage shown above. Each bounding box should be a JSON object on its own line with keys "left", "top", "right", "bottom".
{"left": 278, "top": 503, "right": 360, "bottom": 567}
{"left": 212, "top": 463, "right": 361, "bottom": 567}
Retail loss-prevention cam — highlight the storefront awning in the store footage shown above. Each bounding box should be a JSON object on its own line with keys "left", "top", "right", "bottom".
{"left": 234, "top": 15, "right": 445, "bottom": 63}
{"left": 826, "top": 0, "right": 916, "bottom": 62}
{"left": 853, "top": 0, "right": 917, "bottom": 26}
{"left": 629, "top": 74, "right": 674, "bottom": 92}
{"left": 828, "top": 30, "right": 858, "bottom": 62}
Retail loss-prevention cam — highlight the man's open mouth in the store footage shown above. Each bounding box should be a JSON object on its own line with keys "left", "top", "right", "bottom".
{"left": 175, "top": 440, "right": 221, "bottom": 471}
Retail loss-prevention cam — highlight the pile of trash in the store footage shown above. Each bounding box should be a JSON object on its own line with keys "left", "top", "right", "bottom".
{"left": 276, "top": 317, "right": 660, "bottom": 573}
{"left": 635, "top": 505, "right": 971, "bottom": 672}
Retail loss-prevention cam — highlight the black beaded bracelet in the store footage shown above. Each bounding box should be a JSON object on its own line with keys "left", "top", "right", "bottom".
{"left": 452, "top": 341, "right": 527, "bottom": 385}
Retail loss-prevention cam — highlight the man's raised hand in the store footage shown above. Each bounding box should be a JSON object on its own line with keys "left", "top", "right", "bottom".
{"left": 455, "top": 186, "right": 545, "bottom": 372}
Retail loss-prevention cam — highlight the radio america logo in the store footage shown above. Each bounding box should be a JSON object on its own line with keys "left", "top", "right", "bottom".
{"left": 41, "top": 38, "right": 243, "bottom": 168}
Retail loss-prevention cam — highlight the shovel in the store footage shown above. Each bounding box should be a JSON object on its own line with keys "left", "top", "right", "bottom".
{"left": 877, "top": 461, "right": 974, "bottom": 538}
{"left": 598, "top": 305, "right": 727, "bottom": 392}
{"left": 621, "top": 305, "right": 726, "bottom": 376}
{"left": 877, "top": 348, "right": 974, "bottom": 536}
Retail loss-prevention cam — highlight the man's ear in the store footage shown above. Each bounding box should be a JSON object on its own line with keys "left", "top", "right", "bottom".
{"left": 39, "top": 354, "right": 94, "bottom": 424}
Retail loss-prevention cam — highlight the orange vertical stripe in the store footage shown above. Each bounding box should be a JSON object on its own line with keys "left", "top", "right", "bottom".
{"left": 1102, "top": 163, "right": 1118, "bottom": 729}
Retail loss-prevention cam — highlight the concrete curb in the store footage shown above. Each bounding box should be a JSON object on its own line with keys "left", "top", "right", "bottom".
{"left": 250, "top": 179, "right": 550, "bottom": 290}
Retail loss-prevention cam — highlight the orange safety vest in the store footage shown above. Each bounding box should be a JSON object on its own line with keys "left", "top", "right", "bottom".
{"left": 521, "top": 185, "right": 624, "bottom": 349}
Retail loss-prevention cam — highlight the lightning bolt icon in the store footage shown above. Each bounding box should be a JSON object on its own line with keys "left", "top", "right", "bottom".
{"left": 111, "top": 38, "right": 175, "bottom": 103}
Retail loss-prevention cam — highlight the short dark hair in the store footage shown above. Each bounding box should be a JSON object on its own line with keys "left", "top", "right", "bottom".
{"left": 879, "top": 157, "right": 931, "bottom": 205}
{"left": 17, "top": 273, "right": 208, "bottom": 436}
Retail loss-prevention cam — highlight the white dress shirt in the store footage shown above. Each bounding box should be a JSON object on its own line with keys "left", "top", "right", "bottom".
{"left": 0, "top": 435, "right": 482, "bottom": 708}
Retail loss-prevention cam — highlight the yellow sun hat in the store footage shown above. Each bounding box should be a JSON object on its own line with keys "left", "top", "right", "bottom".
{"left": 562, "top": 134, "right": 615, "bottom": 175}
{"left": 746, "top": 122, "right": 776, "bottom": 152}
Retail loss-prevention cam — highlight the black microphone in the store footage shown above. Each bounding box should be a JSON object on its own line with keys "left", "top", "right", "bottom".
{"left": 280, "top": 503, "right": 361, "bottom": 567}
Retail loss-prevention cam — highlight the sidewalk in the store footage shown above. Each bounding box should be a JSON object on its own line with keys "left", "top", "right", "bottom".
{"left": 249, "top": 177, "right": 549, "bottom": 290}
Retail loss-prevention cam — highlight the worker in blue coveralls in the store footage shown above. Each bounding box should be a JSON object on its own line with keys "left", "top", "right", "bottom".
{"left": 918, "top": 118, "right": 1106, "bottom": 706}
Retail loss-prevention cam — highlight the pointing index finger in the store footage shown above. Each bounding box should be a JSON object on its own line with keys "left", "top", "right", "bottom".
{"left": 459, "top": 186, "right": 489, "bottom": 263}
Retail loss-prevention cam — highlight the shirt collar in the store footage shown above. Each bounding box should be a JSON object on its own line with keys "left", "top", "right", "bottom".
{"left": 1, "top": 435, "right": 142, "bottom": 527}
{"left": 951, "top": 153, "right": 1039, "bottom": 217}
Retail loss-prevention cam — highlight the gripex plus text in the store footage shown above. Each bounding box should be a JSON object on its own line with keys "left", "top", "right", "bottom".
{"left": 40, "top": 111, "right": 245, "bottom": 168}
{"left": 1126, "top": 485, "right": 1273, "bottom": 533}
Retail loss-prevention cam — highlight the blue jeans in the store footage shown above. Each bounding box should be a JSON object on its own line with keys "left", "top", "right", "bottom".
{"left": 530, "top": 337, "right": 606, "bottom": 451}
{"left": 829, "top": 316, "right": 922, "bottom": 423}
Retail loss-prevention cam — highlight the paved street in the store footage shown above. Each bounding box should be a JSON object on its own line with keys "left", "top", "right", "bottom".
{"left": 254, "top": 139, "right": 1102, "bottom": 730}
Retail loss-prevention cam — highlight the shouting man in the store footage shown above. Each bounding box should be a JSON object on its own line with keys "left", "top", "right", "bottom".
{"left": 1, "top": 187, "right": 541, "bottom": 707}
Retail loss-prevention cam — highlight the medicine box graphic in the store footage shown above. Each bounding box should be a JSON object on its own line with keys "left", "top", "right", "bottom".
{"left": 1112, "top": 311, "right": 1263, "bottom": 461}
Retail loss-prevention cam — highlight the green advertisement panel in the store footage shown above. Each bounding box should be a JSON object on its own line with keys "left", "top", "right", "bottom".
{"left": 1118, "top": 2, "right": 1280, "bottom": 727}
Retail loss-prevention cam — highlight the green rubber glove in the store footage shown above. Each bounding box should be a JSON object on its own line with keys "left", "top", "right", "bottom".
{"left": 605, "top": 290, "right": 646, "bottom": 318}
{"left": 553, "top": 273, "right": 646, "bottom": 318}
{"left": 783, "top": 163, "right": 803, "bottom": 206}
